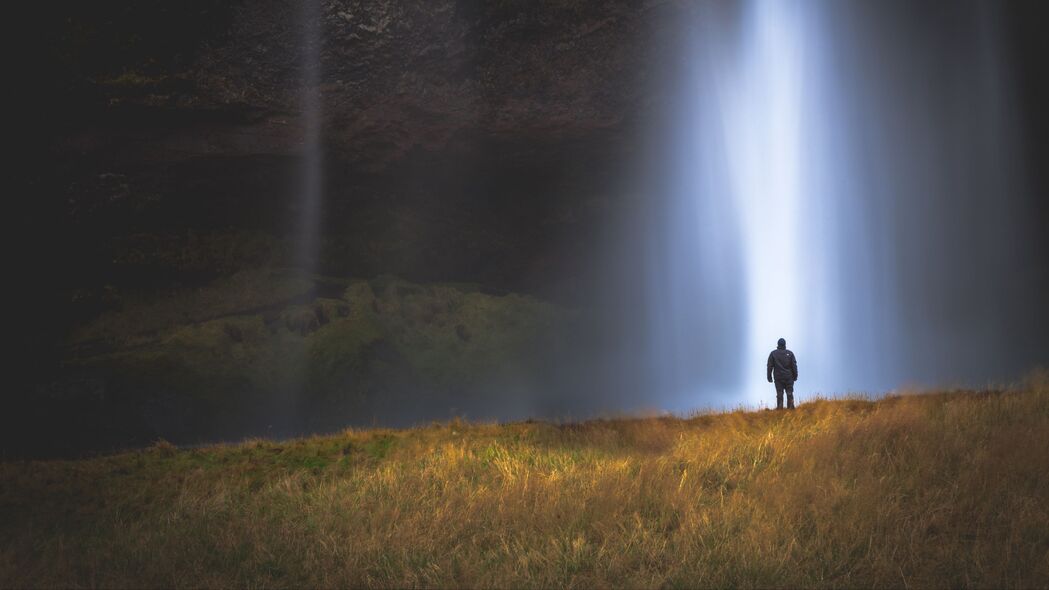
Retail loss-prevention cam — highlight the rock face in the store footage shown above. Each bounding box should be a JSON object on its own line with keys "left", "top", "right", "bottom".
{"left": 25, "top": 1, "right": 696, "bottom": 296}
{"left": 52, "top": 1, "right": 656, "bottom": 166}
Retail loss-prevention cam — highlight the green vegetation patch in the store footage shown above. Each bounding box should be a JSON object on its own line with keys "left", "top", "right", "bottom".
{"left": 62, "top": 273, "right": 573, "bottom": 414}
{"left": 70, "top": 268, "right": 313, "bottom": 345}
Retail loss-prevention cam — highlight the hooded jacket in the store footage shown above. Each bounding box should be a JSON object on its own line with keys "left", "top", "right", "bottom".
{"left": 767, "top": 342, "right": 798, "bottom": 383}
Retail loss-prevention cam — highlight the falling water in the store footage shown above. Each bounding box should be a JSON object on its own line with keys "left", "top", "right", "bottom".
{"left": 266, "top": 0, "right": 323, "bottom": 436}
{"left": 295, "top": 0, "right": 324, "bottom": 274}
{"left": 715, "top": 1, "right": 815, "bottom": 403}
{"left": 618, "top": 0, "right": 1032, "bottom": 411}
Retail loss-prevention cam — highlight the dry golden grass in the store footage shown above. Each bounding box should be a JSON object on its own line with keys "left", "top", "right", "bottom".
{"left": 3, "top": 376, "right": 1049, "bottom": 588}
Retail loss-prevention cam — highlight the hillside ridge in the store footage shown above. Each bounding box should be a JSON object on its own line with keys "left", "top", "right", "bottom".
{"left": 3, "top": 381, "right": 1048, "bottom": 588}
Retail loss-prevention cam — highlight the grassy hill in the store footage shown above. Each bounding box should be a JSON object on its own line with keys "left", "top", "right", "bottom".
{"left": 3, "top": 377, "right": 1048, "bottom": 588}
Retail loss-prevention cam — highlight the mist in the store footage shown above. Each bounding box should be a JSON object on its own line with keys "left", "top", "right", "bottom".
{"left": 588, "top": 0, "right": 1040, "bottom": 414}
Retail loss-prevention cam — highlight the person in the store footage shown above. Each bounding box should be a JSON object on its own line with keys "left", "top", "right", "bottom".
{"left": 767, "top": 338, "right": 798, "bottom": 409}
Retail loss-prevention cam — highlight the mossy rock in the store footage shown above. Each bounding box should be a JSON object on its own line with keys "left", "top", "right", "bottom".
{"left": 305, "top": 304, "right": 385, "bottom": 387}
{"left": 282, "top": 305, "right": 321, "bottom": 336}
{"left": 312, "top": 297, "right": 351, "bottom": 324}
{"left": 60, "top": 272, "right": 577, "bottom": 436}
{"left": 70, "top": 269, "right": 314, "bottom": 345}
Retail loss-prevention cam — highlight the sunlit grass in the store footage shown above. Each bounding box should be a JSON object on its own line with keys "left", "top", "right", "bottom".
{"left": 3, "top": 374, "right": 1048, "bottom": 588}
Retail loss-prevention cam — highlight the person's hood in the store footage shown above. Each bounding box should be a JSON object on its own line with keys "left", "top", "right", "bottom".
{"left": 777, "top": 338, "right": 786, "bottom": 349}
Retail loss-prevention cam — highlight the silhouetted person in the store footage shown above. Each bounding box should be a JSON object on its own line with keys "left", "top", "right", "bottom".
{"left": 767, "top": 337, "right": 798, "bottom": 409}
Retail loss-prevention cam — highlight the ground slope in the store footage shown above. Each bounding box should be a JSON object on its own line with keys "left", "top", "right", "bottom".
{"left": 2, "top": 379, "right": 1048, "bottom": 588}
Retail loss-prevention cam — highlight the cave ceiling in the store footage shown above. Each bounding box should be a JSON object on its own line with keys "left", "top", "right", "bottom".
{"left": 22, "top": 0, "right": 698, "bottom": 295}
{"left": 46, "top": 0, "right": 685, "bottom": 174}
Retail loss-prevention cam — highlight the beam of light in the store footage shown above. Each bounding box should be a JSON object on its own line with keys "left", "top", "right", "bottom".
{"left": 641, "top": 0, "right": 837, "bottom": 410}
{"left": 628, "top": 0, "right": 1031, "bottom": 413}
{"left": 716, "top": 0, "right": 816, "bottom": 404}
{"left": 633, "top": 0, "right": 851, "bottom": 411}
{"left": 273, "top": 0, "right": 324, "bottom": 438}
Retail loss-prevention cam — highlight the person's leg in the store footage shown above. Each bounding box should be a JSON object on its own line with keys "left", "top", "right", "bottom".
{"left": 775, "top": 381, "right": 785, "bottom": 409}
{"left": 786, "top": 382, "right": 795, "bottom": 409}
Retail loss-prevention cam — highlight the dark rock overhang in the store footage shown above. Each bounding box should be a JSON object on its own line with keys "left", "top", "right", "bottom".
{"left": 39, "top": 0, "right": 691, "bottom": 173}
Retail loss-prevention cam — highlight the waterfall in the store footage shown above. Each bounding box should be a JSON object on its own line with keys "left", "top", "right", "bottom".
{"left": 295, "top": 0, "right": 324, "bottom": 274}
{"left": 619, "top": 0, "right": 1030, "bottom": 410}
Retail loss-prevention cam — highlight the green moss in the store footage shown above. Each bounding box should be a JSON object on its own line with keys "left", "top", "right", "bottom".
{"left": 358, "top": 277, "right": 572, "bottom": 386}
{"left": 64, "top": 272, "right": 574, "bottom": 415}
{"left": 362, "top": 435, "right": 396, "bottom": 460}
{"left": 71, "top": 269, "right": 313, "bottom": 345}
{"left": 305, "top": 303, "right": 384, "bottom": 395}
